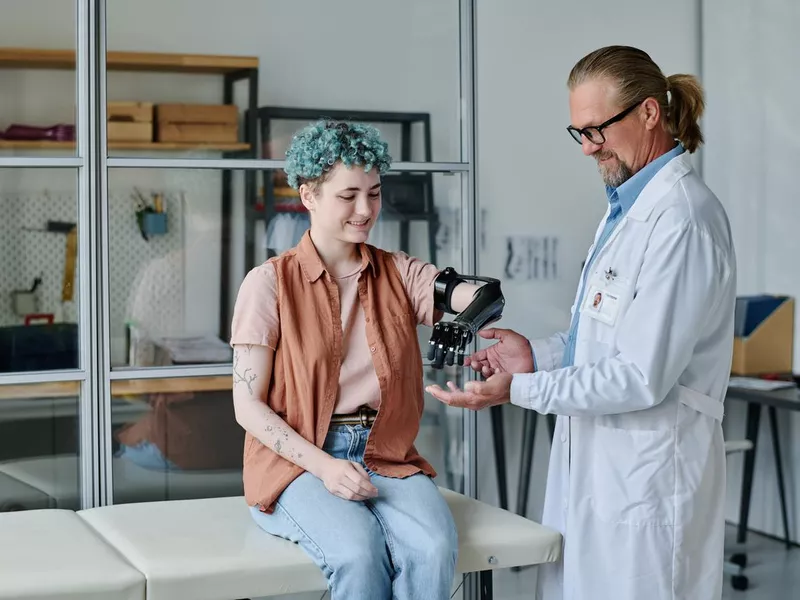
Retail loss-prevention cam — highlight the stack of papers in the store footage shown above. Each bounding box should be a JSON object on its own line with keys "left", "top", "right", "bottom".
{"left": 155, "top": 336, "right": 233, "bottom": 364}
{"left": 728, "top": 377, "right": 797, "bottom": 391}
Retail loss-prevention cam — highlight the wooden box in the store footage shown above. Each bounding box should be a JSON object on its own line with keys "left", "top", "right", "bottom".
{"left": 107, "top": 101, "right": 153, "bottom": 142}
{"left": 155, "top": 103, "right": 238, "bottom": 144}
{"left": 155, "top": 104, "right": 238, "bottom": 125}
{"left": 157, "top": 123, "right": 238, "bottom": 144}
{"left": 108, "top": 101, "right": 153, "bottom": 123}
{"left": 731, "top": 296, "right": 795, "bottom": 375}
{"left": 107, "top": 122, "right": 153, "bottom": 142}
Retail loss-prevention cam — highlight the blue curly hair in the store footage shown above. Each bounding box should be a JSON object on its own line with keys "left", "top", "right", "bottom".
{"left": 284, "top": 119, "right": 392, "bottom": 190}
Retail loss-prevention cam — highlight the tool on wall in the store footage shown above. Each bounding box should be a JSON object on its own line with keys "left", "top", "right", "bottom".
{"left": 17, "top": 219, "right": 78, "bottom": 322}
{"left": 133, "top": 187, "right": 168, "bottom": 241}
{"left": 11, "top": 275, "right": 42, "bottom": 317}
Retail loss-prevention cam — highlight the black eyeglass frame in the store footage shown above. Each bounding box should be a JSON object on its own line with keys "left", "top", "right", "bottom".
{"left": 566, "top": 101, "right": 641, "bottom": 145}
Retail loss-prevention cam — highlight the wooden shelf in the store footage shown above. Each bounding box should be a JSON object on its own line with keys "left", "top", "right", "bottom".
{"left": 111, "top": 376, "right": 231, "bottom": 396}
{"left": 0, "top": 381, "right": 80, "bottom": 400}
{"left": 0, "top": 48, "right": 258, "bottom": 74}
{"left": 0, "top": 376, "right": 231, "bottom": 400}
{"left": 273, "top": 186, "right": 299, "bottom": 198}
{"left": 0, "top": 140, "right": 251, "bottom": 152}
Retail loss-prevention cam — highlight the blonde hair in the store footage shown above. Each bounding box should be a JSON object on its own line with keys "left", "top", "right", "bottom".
{"left": 567, "top": 46, "right": 705, "bottom": 153}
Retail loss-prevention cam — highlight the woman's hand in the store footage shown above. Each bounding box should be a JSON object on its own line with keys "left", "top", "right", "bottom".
{"left": 319, "top": 458, "right": 379, "bottom": 501}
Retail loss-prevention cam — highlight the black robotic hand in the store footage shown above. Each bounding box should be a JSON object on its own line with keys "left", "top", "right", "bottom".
{"left": 427, "top": 267, "right": 505, "bottom": 369}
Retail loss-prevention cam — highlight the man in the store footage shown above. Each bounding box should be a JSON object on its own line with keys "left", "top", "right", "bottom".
{"left": 427, "top": 46, "right": 736, "bottom": 599}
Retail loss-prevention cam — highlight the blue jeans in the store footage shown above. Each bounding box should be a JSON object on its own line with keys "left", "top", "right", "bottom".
{"left": 116, "top": 441, "right": 180, "bottom": 471}
{"left": 250, "top": 425, "right": 458, "bottom": 600}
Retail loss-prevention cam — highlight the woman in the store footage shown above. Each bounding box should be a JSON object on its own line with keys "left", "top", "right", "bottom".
{"left": 230, "top": 119, "right": 481, "bottom": 599}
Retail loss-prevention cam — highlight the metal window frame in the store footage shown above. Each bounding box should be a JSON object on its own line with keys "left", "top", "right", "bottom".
{"left": 1, "top": 1, "right": 480, "bottom": 561}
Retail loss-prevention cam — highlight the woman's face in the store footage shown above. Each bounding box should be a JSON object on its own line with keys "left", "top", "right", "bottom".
{"left": 300, "top": 163, "right": 382, "bottom": 245}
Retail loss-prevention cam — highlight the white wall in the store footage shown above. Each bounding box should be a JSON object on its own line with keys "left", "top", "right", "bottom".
{"left": 703, "top": 0, "right": 800, "bottom": 544}
{"left": 474, "top": 0, "right": 700, "bottom": 507}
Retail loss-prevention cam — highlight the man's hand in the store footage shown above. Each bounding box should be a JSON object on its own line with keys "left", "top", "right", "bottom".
{"left": 465, "top": 328, "right": 535, "bottom": 378}
{"left": 426, "top": 372, "right": 513, "bottom": 411}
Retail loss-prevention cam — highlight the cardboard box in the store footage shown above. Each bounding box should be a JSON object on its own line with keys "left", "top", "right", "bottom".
{"left": 155, "top": 104, "right": 238, "bottom": 125}
{"left": 731, "top": 296, "right": 795, "bottom": 375}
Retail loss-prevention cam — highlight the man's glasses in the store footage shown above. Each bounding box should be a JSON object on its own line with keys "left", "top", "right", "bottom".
{"left": 566, "top": 102, "right": 641, "bottom": 145}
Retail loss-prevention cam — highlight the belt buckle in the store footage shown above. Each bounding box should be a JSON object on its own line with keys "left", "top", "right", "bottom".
{"left": 359, "top": 406, "right": 370, "bottom": 428}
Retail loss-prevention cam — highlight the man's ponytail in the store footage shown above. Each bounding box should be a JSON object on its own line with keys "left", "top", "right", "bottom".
{"left": 666, "top": 74, "right": 705, "bottom": 153}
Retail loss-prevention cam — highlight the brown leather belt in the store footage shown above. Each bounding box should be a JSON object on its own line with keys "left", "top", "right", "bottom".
{"left": 329, "top": 405, "right": 378, "bottom": 427}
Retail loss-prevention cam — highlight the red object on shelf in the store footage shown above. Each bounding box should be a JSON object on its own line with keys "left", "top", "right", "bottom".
{"left": 24, "top": 313, "right": 55, "bottom": 325}
{"left": 2, "top": 124, "right": 75, "bottom": 141}
{"left": 274, "top": 204, "right": 307, "bottom": 213}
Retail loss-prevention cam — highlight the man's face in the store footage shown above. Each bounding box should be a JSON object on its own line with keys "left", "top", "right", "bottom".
{"left": 569, "top": 79, "right": 644, "bottom": 187}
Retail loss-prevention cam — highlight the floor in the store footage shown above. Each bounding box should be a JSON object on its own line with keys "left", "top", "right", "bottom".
{"left": 258, "top": 526, "right": 798, "bottom": 599}
{"left": 491, "top": 526, "right": 798, "bottom": 600}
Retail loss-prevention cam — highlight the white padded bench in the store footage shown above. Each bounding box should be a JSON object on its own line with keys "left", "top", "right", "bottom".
{"left": 0, "top": 471, "right": 52, "bottom": 511}
{"left": 0, "top": 509, "right": 145, "bottom": 600}
{"left": 0, "top": 455, "right": 243, "bottom": 510}
{"left": 78, "top": 488, "right": 562, "bottom": 600}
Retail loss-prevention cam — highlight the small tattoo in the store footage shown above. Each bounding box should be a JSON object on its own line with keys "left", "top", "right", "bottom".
{"left": 232, "top": 352, "right": 257, "bottom": 394}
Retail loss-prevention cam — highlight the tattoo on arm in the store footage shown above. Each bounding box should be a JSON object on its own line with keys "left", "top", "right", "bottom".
{"left": 232, "top": 350, "right": 257, "bottom": 395}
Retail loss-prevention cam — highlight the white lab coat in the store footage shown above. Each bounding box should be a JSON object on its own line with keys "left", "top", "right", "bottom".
{"left": 510, "top": 152, "right": 736, "bottom": 600}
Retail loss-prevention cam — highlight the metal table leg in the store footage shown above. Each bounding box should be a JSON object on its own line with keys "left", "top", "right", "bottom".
{"left": 490, "top": 405, "right": 508, "bottom": 510}
{"left": 516, "top": 410, "right": 537, "bottom": 516}
{"left": 737, "top": 402, "right": 761, "bottom": 544}
{"left": 479, "top": 570, "right": 493, "bottom": 600}
{"left": 768, "top": 406, "right": 791, "bottom": 548}
{"left": 516, "top": 411, "right": 557, "bottom": 518}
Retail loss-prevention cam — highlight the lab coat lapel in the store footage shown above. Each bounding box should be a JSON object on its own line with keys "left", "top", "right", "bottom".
{"left": 626, "top": 152, "right": 693, "bottom": 223}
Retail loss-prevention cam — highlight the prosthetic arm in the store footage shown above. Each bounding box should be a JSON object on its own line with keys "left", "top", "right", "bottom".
{"left": 427, "top": 267, "right": 505, "bottom": 369}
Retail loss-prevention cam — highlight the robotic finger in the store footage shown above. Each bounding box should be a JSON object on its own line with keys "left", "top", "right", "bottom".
{"left": 427, "top": 267, "right": 505, "bottom": 370}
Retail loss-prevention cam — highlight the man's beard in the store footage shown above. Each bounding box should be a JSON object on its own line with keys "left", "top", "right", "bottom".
{"left": 596, "top": 152, "right": 633, "bottom": 188}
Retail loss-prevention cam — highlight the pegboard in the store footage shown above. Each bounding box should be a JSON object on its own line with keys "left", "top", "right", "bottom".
{"left": 0, "top": 189, "right": 186, "bottom": 365}
{"left": 0, "top": 191, "right": 80, "bottom": 326}
{"left": 109, "top": 189, "right": 185, "bottom": 363}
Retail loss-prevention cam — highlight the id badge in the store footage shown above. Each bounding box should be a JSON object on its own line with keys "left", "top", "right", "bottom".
{"left": 582, "top": 276, "right": 624, "bottom": 326}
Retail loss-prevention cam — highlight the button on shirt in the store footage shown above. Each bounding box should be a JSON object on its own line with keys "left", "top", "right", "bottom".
{"left": 561, "top": 144, "right": 685, "bottom": 368}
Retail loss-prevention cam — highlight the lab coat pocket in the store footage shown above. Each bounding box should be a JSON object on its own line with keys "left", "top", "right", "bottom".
{"left": 590, "top": 424, "right": 676, "bottom": 527}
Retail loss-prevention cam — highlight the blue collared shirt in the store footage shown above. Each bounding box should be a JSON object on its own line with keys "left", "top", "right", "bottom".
{"left": 560, "top": 143, "right": 685, "bottom": 368}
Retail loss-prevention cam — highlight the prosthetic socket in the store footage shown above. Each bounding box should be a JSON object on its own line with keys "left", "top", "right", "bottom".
{"left": 427, "top": 267, "right": 505, "bottom": 369}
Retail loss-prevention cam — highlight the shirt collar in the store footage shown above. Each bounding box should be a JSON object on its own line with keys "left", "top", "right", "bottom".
{"left": 605, "top": 143, "right": 685, "bottom": 214}
{"left": 296, "top": 230, "right": 376, "bottom": 283}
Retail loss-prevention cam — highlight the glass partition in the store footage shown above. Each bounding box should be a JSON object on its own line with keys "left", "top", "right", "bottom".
{"left": 105, "top": 0, "right": 465, "bottom": 162}
{"left": 0, "top": 169, "right": 80, "bottom": 374}
{"left": 0, "top": 1, "right": 78, "bottom": 159}
{"left": 0, "top": 381, "right": 81, "bottom": 511}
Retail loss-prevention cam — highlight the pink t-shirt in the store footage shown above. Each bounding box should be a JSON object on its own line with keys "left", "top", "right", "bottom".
{"left": 230, "top": 252, "right": 440, "bottom": 414}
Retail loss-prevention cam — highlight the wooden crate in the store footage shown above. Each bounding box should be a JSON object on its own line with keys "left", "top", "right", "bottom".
{"left": 108, "top": 101, "right": 153, "bottom": 123}
{"left": 155, "top": 104, "right": 238, "bottom": 125}
{"left": 108, "top": 121, "right": 153, "bottom": 142}
{"left": 155, "top": 103, "right": 238, "bottom": 144}
{"left": 108, "top": 101, "right": 153, "bottom": 142}
{"left": 157, "top": 123, "right": 238, "bottom": 144}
